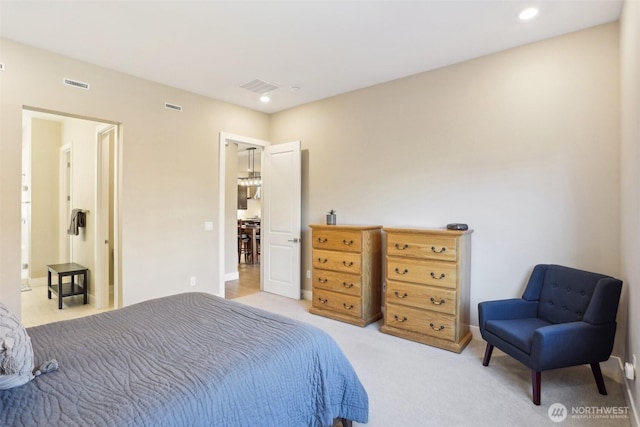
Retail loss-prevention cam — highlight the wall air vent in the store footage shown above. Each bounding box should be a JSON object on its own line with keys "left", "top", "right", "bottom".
{"left": 0, "top": 63, "right": 5, "bottom": 71}
{"left": 240, "top": 79, "right": 279, "bottom": 94}
{"left": 63, "top": 78, "right": 90, "bottom": 90}
{"left": 164, "top": 102, "right": 183, "bottom": 112}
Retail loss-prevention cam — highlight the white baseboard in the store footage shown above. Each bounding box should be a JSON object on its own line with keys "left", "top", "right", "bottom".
{"left": 618, "top": 358, "right": 640, "bottom": 427}
{"left": 602, "top": 356, "right": 623, "bottom": 383}
{"left": 225, "top": 272, "right": 239, "bottom": 281}
{"left": 302, "top": 289, "right": 312, "bottom": 300}
{"left": 469, "top": 324, "right": 481, "bottom": 341}
{"left": 27, "top": 276, "right": 48, "bottom": 287}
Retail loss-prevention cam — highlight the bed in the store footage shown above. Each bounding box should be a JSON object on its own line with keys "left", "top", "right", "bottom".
{"left": 0, "top": 292, "right": 368, "bottom": 426}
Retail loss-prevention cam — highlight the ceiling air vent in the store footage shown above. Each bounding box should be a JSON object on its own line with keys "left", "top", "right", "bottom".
{"left": 164, "top": 102, "right": 182, "bottom": 112}
{"left": 63, "top": 78, "right": 90, "bottom": 90}
{"left": 240, "top": 79, "right": 279, "bottom": 94}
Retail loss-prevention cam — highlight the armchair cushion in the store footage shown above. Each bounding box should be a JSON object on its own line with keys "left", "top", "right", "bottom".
{"left": 485, "top": 318, "right": 551, "bottom": 354}
{"left": 478, "top": 299, "right": 538, "bottom": 332}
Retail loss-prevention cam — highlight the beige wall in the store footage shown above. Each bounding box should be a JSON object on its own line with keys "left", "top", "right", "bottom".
{"left": 620, "top": 0, "right": 640, "bottom": 420}
{"left": 270, "top": 23, "right": 621, "bottom": 329}
{"left": 29, "top": 118, "right": 62, "bottom": 279}
{"left": 0, "top": 38, "right": 270, "bottom": 316}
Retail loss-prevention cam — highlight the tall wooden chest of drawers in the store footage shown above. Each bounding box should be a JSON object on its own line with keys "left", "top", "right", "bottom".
{"left": 381, "top": 228, "right": 473, "bottom": 353}
{"left": 309, "top": 225, "right": 382, "bottom": 327}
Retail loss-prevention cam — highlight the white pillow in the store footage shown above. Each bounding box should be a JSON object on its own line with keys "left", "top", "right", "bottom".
{"left": 0, "top": 302, "right": 35, "bottom": 389}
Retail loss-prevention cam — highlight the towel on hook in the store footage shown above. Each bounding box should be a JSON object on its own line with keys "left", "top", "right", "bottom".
{"left": 67, "top": 209, "right": 86, "bottom": 236}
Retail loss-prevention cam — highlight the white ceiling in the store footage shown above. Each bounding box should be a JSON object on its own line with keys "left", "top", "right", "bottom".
{"left": 0, "top": 1, "right": 622, "bottom": 114}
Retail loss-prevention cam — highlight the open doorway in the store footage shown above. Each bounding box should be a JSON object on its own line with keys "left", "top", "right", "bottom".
{"left": 218, "top": 133, "right": 302, "bottom": 301}
{"left": 226, "top": 144, "right": 263, "bottom": 299}
{"left": 20, "top": 107, "right": 121, "bottom": 325}
{"left": 218, "top": 133, "right": 270, "bottom": 300}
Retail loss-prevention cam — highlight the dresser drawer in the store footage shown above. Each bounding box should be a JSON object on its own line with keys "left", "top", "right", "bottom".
{"left": 312, "top": 288, "right": 362, "bottom": 318}
{"left": 312, "top": 229, "right": 362, "bottom": 252}
{"left": 386, "top": 257, "right": 457, "bottom": 289}
{"left": 313, "top": 249, "right": 361, "bottom": 274}
{"left": 387, "top": 233, "right": 457, "bottom": 261}
{"left": 385, "top": 303, "right": 456, "bottom": 341}
{"left": 386, "top": 280, "right": 456, "bottom": 315}
{"left": 313, "top": 270, "right": 361, "bottom": 296}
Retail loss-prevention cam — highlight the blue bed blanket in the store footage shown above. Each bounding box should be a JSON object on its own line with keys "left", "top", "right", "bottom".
{"left": 0, "top": 292, "right": 368, "bottom": 426}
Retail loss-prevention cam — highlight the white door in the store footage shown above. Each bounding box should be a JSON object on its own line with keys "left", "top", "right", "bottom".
{"left": 261, "top": 141, "right": 301, "bottom": 299}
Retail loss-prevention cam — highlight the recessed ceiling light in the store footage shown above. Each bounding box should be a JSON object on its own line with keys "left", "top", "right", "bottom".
{"left": 519, "top": 7, "right": 539, "bottom": 20}
{"left": 259, "top": 95, "right": 270, "bottom": 103}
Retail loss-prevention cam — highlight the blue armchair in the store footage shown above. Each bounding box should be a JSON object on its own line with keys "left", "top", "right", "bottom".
{"left": 478, "top": 264, "right": 622, "bottom": 405}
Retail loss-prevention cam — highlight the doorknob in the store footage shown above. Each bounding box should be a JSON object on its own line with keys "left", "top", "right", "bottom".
{"left": 288, "top": 238, "right": 300, "bottom": 243}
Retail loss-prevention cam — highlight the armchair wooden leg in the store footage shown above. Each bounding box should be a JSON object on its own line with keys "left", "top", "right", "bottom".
{"left": 590, "top": 363, "right": 608, "bottom": 395}
{"left": 532, "top": 370, "right": 541, "bottom": 405}
{"left": 482, "top": 343, "right": 494, "bottom": 366}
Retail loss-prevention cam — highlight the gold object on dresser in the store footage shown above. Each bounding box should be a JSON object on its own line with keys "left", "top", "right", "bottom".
{"left": 381, "top": 227, "right": 473, "bottom": 353}
{"left": 309, "top": 225, "right": 382, "bottom": 327}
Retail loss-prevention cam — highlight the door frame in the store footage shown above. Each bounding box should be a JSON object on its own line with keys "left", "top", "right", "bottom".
{"left": 95, "top": 125, "right": 119, "bottom": 309}
{"left": 59, "top": 143, "right": 72, "bottom": 263}
{"left": 218, "top": 132, "right": 270, "bottom": 298}
{"left": 22, "top": 106, "right": 123, "bottom": 310}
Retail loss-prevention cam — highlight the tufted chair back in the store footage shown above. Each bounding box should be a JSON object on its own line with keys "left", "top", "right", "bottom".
{"left": 521, "top": 264, "right": 620, "bottom": 325}
{"left": 522, "top": 265, "right": 615, "bottom": 324}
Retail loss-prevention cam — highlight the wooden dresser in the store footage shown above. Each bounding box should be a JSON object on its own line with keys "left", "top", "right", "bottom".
{"left": 381, "top": 227, "right": 473, "bottom": 353}
{"left": 309, "top": 225, "right": 382, "bottom": 327}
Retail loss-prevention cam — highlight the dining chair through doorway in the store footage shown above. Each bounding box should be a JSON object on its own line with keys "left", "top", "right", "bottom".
{"left": 237, "top": 221, "right": 253, "bottom": 264}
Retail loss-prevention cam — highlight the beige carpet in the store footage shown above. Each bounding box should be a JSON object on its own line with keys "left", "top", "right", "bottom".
{"left": 236, "top": 292, "right": 631, "bottom": 427}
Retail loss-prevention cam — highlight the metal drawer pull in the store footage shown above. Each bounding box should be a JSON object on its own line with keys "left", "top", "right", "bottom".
{"left": 431, "top": 246, "right": 446, "bottom": 254}
{"left": 317, "top": 237, "right": 328, "bottom": 243}
{"left": 342, "top": 261, "right": 354, "bottom": 267}
{"left": 430, "top": 272, "right": 446, "bottom": 279}
{"left": 342, "top": 239, "right": 354, "bottom": 246}
{"left": 394, "top": 291, "right": 408, "bottom": 299}
{"left": 430, "top": 297, "right": 446, "bottom": 305}
{"left": 318, "top": 297, "right": 328, "bottom": 304}
{"left": 394, "top": 268, "right": 409, "bottom": 275}
{"left": 317, "top": 277, "right": 328, "bottom": 284}
{"left": 429, "top": 323, "right": 445, "bottom": 331}
{"left": 394, "top": 315, "right": 408, "bottom": 323}
{"left": 343, "top": 303, "right": 354, "bottom": 310}
{"left": 317, "top": 258, "right": 328, "bottom": 263}
{"left": 342, "top": 282, "right": 354, "bottom": 288}
{"left": 394, "top": 243, "right": 409, "bottom": 250}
